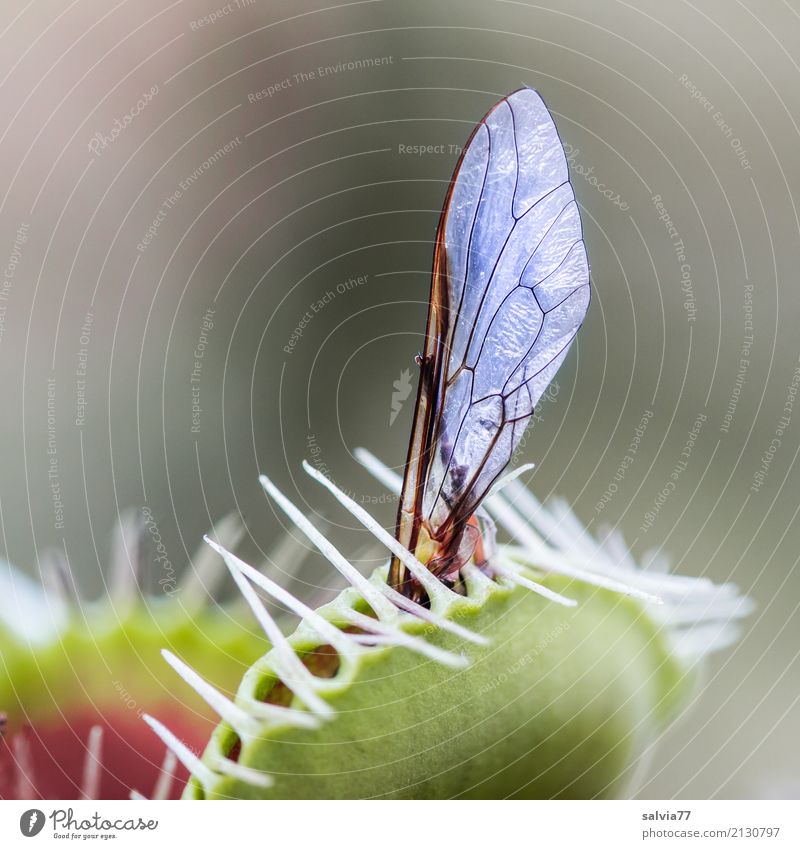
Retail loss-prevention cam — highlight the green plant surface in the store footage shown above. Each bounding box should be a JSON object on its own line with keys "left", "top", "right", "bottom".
{"left": 187, "top": 560, "right": 695, "bottom": 800}
{"left": 0, "top": 601, "right": 267, "bottom": 734}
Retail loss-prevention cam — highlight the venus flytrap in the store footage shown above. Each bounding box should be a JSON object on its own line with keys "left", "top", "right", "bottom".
{"left": 0, "top": 88, "right": 750, "bottom": 801}
{"left": 145, "top": 452, "right": 747, "bottom": 800}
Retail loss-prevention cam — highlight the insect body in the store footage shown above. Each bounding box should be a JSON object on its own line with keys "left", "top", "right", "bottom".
{"left": 390, "top": 88, "right": 591, "bottom": 600}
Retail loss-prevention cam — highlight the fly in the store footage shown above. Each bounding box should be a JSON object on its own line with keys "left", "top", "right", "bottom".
{"left": 390, "top": 88, "right": 591, "bottom": 602}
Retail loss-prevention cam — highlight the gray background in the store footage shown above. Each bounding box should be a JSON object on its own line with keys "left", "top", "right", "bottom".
{"left": 0, "top": 0, "right": 798, "bottom": 798}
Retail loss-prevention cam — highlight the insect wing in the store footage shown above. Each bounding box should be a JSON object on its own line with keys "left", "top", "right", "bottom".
{"left": 423, "top": 88, "right": 590, "bottom": 537}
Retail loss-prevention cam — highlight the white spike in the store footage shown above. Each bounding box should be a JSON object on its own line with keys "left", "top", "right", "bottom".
{"left": 259, "top": 474, "right": 396, "bottom": 620}
{"left": 359, "top": 447, "right": 657, "bottom": 603}
{"left": 642, "top": 548, "right": 671, "bottom": 574}
{"left": 182, "top": 514, "right": 245, "bottom": 609}
{"left": 357, "top": 449, "right": 752, "bottom": 660}
{"left": 142, "top": 715, "right": 216, "bottom": 788}
{"left": 40, "top": 546, "right": 76, "bottom": 615}
{"left": 162, "top": 650, "right": 262, "bottom": 735}
{"left": 461, "top": 561, "right": 497, "bottom": 592}
{"left": 129, "top": 789, "right": 147, "bottom": 800}
{"left": 302, "top": 461, "right": 453, "bottom": 605}
{"left": 109, "top": 509, "right": 143, "bottom": 606}
{"left": 528, "top": 499, "right": 699, "bottom": 596}
{"left": 339, "top": 608, "right": 468, "bottom": 668}
{"left": 208, "top": 540, "right": 334, "bottom": 718}
{"left": 152, "top": 749, "right": 178, "bottom": 800}
{"left": 81, "top": 725, "right": 103, "bottom": 800}
{"left": 475, "top": 506, "right": 498, "bottom": 561}
{"left": 13, "top": 733, "right": 36, "bottom": 799}
{"left": 488, "top": 494, "right": 662, "bottom": 604}
{"left": 593, "top": 524, "right": 639, "bottom": 571}
{"left": 548, "top": 497, "right": 607, "bottom": 558}
{"left": 670, "top": 622, "right": 742, "bottom": 659}
{"left": 209, "top": 754, "right": 273, "bottom": 788}
{"left": 379, "top": 582, "right": 489, "bottom": 645}
{"left": 651, "top": 594, "right": 756, "bottom": 627}
{"left": 237, "top": 698, "right": 322, "bottom": 730}
{"left": 491, "top": 561, "right": 578, "bottom": 607}
{"left": 205, "top": 538, "right": 355, "bottom": 656}
{"left": 260, "top": 512, "right": 330, "bottom": 585}
{"left": 360, "top": 446, "right": 658, "bottom": 603}
{"left": 353, "top": 447, "right": 402, "bottom": 493}
{"left": 502, "top": 482, "right": 580, "bottom": 550}
{"left": 508, "top": 542, "right": 662, "bottom": 604}
{"left": 485, "top": 463, "right": 536, "bottom": 500}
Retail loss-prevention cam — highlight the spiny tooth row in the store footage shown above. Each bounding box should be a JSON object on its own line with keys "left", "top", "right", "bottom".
{"left": 259, "top": 472, "right": 398, "bottom": 621}
{"left": 503, "top": 478, "right": 752, "bottom": 623}
{"left": 207, "top": 542, "right": 337, "bottom": 718}
{"left": 302, "top": 461, "right": 452, "bottom": 606}
{"left": 144, "top": 454, "right": 653, "bottom": 796}
{"left": 352, "top": 448, "right": 584, "bottom": 606}
{"left": 338, "top": 607, "right": 468, "bottom": 668}
{"left": 254, "top": 470, "right": 481, "bottom": 658}
{"left": 142, "top": 450, "right": 750, "bottom": 797}
{"left": 482, "top": 494, "right": 662, "bottom": 604}
{"left": 356, "top": 447, "right": 751, "bottom": 635}
{"left": 355, "top": 448, "right": 661, "bottom": 604}
{"left": 142, "top": 465, "right": 482, "bottom": 795}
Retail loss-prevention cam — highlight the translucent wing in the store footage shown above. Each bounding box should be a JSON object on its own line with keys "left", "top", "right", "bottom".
{"left": 391, "top": 88, "right": 590, "bottom": 594}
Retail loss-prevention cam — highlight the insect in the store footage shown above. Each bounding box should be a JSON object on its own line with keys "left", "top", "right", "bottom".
{"left": 390, "top": 88, "right": 591, "bottom": 601}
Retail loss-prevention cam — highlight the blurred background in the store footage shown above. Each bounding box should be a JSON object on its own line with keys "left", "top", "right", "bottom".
{"left": 0, "top": 0, "right": 797, "bottom": 798}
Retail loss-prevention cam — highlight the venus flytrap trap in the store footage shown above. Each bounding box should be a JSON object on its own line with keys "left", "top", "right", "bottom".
{"left": 139, "top": 90, "right": 752, "bottom": 800}
{"left": 0, "top": 511, "right": 322, "bottom": 799}
{"left": 144, "top": 454, "right": 748, "bottom": 800}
